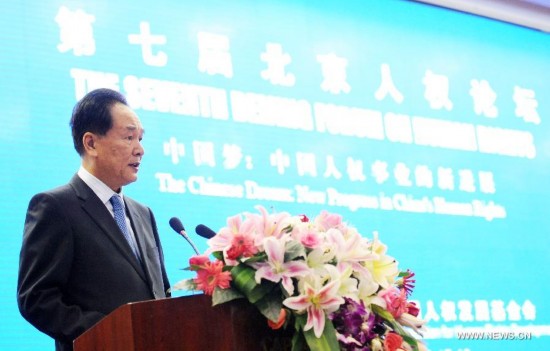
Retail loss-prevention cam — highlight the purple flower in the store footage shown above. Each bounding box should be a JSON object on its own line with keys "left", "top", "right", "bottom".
{"left": 330, "top": 297, "right": 378, "bottom": 350}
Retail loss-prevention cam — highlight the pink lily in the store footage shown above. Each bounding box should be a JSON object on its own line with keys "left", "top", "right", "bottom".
{"left": 291, "top": 223, "right": 325, "bottom": 249}
{"left": 283, "top": 280, "right": 344, "bottom": 338}
{"left": 207, "top": 214, "right": 257, "bottom": 265}
{"left": 253, "top": 236, "right": 310, "bottom": 295}
{"left": 313, "top": 210, "right": 344, "bottom": 231}
{"left": 326, "top": 228, "right": 375, "bottom": 274}
{"left": 250, "top": 206, "right": 292, "bottom": 244}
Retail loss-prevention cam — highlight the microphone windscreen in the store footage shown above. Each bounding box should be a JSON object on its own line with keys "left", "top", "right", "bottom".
{"left": 195, "top": 224, "right": 216, "bottom": 239}
{"left": 169, "top": 217, "right": 185, "bottom": 233}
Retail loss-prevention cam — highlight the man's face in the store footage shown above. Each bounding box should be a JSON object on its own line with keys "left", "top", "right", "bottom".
{"left": 93, "top": 103, "right": 145, "bottom": 191}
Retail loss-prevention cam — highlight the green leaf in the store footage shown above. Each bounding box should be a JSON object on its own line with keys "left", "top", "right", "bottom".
{"left": 294, "top": 313, "right": 306, "bottom": 331}
{"left": 294, "top": 314, "right": 339, "bottom": 351}
{"left": 401, "top": 334, "right": 419, "bottom": 351}
{"left": 371, "top": 304, "right": 419, "bottom": 351}
{"left": 188, "top": 264, "right": 204, "bottom": 271}
{"left": 292, "top": 314, "right": 307, "bottom": 351}
{"left": 284, "top": 240, "right": 306, "bottom": 261}
{"left": 371, "top": 304, "right": 395, "bottom": 322}
{"left": 241, "top": 252, "right": 268, "bottom": 264}
{"left": 372, "top": 305, "right": 405, "bottom": 335}
{"left": 212, "top": 251, "right": 223, "bottom": 261}
{"left": 291, "top": 329, "right": 306, "bottom": 351}
{"left": 231, "top": 264, "right": 275, "bottom": 303}
{"left": 170, "top": 278, "right": 195, "bottom": 291}
{"left": 282, "top": 224, "right": 294, "bottom": 234}
{"left": 254, "top": 288, "right": 283, "bottom": 322}
{"left": 211, "top": 286, "right": 244, "bottom": 306}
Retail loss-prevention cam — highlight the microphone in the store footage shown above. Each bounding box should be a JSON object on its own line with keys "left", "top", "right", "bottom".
{"left": 169, "top": 217, "right": 200, "bottom": 255}
{"left": 195, "top": 224, "right": 217, "bottom": 239}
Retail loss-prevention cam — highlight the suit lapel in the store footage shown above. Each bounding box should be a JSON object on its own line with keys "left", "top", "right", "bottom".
{"left": 70, "top": 175, "right": 148, "bottom": 282}
{"left": 125, "top": 199, "right": 160, "bottom": 293}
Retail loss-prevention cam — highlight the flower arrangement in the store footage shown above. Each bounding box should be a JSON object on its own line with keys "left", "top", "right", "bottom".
{"left": 173, "top": 206, "right": 427, "bottom": 351}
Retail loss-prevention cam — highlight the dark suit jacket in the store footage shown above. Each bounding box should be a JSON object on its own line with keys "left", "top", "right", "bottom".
{"left": 17, "top": 175, "right": 171, "bottom": 351}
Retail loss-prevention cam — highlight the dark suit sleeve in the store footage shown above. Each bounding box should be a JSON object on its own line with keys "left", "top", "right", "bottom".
{"left": 17, "top": 192, "right": 105, "bottom": 343}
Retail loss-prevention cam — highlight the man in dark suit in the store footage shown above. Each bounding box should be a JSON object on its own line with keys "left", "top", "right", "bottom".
{"left": 17, "top": 88, "right": 171, "bottom": 351}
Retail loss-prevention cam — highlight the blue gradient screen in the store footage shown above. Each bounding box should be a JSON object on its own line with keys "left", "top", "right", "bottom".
{"left": 1, "top": 0, "right": 549, "bottom": 350}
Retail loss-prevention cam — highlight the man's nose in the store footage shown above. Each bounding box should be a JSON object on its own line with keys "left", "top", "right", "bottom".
{"left": 135, "top": 141, "right": 145, "bottom": 156}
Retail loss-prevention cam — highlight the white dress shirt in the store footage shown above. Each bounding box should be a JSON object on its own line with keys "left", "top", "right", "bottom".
{"left": 77, "top": 166, "right": 141, "bottom": 254}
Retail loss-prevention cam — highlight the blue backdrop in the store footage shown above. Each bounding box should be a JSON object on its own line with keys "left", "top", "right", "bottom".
{"left": 1, "top": 0, "right": 549, "bottom": 350}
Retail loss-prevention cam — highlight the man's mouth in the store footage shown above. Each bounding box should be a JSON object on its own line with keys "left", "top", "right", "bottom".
{"left": 129, "top": 162, "right": 140, "bottom": 169}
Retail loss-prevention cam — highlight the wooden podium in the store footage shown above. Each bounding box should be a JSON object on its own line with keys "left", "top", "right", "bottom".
{"left": 74, "top": 294, "right": 287, "bottom": 351}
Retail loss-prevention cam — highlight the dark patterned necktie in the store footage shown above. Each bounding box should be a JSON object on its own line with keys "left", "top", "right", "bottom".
{"left": 110, "top": 195, "right": 141, "bottom": 261}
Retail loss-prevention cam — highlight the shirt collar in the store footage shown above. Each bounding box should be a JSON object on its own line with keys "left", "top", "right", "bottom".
{"left": 77, "top": 166, "right": 124, "bottom": 205}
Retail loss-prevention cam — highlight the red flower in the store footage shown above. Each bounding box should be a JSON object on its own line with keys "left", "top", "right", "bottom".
{"left": 267, "top": 308, "right": 287, "bottom": 330}
{"left": 406, "top": 301, "right": 420, "bottom": 317}
{"left": 298, "top": 214, "right": 309, "bottom": 222}
{"left": 226, "top": 233, "right": 257, "bottom": 260}
{"left": 194, "top": 260, "right": 232, "bottom": 295}
{"left": 380, "top": 288, "right": 408, "bottom": 318}
{"left": 384, "top": 332, "right": 403, "bottom": 351}
{"left": 189, "top": 255, "right": 210, "bottom": 270}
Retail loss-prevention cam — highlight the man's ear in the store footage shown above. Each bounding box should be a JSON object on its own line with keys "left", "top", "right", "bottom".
{"left": 82, "top": 132, "right": 98, "bottom": 156}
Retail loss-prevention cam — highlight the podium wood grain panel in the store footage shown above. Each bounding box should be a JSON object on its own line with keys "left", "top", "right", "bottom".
{"left": 74, "top": 294, "right": 279, "bottom": 351}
